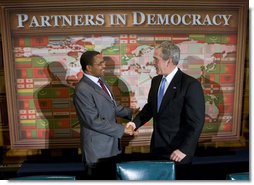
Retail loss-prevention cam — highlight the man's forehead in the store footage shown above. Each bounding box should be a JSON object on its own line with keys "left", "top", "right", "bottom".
{"left": 154, "top": 48, "right": 162, "bottom": 55}
{"left": 95, "top": 54, "right": 103, "bottom": 60}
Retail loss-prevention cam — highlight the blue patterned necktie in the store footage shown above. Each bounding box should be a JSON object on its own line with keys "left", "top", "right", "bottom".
{"left": 157, "top": 77, "right": 166, "bottom": 112}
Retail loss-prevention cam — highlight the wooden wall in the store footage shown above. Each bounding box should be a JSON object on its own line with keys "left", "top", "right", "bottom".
{"left": 0, "top": 0, "right": 249, "bottom": 158}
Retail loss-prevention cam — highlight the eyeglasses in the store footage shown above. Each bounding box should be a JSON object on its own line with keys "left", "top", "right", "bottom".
{"left": 93, "top": 61, "right": 105, "bottom": 66}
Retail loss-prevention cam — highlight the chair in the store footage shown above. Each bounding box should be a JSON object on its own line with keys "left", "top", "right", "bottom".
{"left": 116, "top": 161, "right": 175, "bottom": 180}
{"left": 227, "top": 172, "right": 249, "bottom": 180}
{"left": 10, "top": 175, "right": 76, "bottom": 180}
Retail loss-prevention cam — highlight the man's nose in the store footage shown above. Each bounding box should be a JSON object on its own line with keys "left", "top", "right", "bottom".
{"left": 101, "top": 62, "right": 106, "bottom": 68}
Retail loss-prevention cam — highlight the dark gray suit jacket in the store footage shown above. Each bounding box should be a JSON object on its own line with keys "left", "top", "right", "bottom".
{"left": 133, "top": 69, "right": 205, "bottom": 164}
{"left": 73, "top": 75, "right": 132, "bottom": 164}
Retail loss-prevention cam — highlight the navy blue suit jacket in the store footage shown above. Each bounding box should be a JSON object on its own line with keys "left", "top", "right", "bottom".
{"left": 133, "top": 69, "right": 205, "bottom": 164}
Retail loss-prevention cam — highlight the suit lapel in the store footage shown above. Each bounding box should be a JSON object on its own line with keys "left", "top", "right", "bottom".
{"left": 82, "top": 76, "right": 113, "bottom": 103}
{"left": 159, "top": 69, "right": 182, "bottom": 112}
{"left": 99, "top": 78, "right": 116, "bottom": 103}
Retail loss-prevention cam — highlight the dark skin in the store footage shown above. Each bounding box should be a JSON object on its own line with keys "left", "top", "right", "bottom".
{"left": 85, "top": 54, "right": 137, "bottom": 135}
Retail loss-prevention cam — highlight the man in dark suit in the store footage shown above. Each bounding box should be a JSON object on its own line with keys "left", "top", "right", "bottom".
{"left": 131, "top": 41, "right": 205, "bottom": 166}
{"left": 73, "top": 51, "right": 135, "bottom": 179}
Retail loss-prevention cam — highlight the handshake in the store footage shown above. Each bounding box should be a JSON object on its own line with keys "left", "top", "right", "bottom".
{"left": 124, "top": 122, "right": 138, "bottom": 136}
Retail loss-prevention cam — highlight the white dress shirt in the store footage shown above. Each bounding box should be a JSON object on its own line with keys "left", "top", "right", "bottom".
{"left": 160, "top": 67, "right": 178, "bottom": 94}
{"left": 84, "top": 73, "right": 113, "bottom": 99}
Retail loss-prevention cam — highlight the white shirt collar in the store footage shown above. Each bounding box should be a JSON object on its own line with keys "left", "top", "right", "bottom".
{"left": 84, "top": 73, "right": 113, "bottom": 99}
{"left": 159, "top": 67, "right": 178, "bottom": 94}
{"left": 84, "top": 73, "right": 100, "bottom": 86}
{"left": 164, "top": 67, "right": 178, "bottom": 83}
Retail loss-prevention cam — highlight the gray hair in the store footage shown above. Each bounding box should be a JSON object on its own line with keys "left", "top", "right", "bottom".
{"left": 158, "top": 41, "right": 180, "bottom": 65}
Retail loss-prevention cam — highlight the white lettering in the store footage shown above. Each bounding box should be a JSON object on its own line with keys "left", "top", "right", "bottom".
{"left": 147, "top": 14, "right": 157, "bottom": 25}
{"left": 16, "top": 13, "right": 233, "bottom": 28}
{"left": 17, "top": 14, "right": 28, "bottom": 28}
{"left": 110, "top": 14, "right": 127, "bottom": 25}
{"left": 171, "top": 14, "right": 181, "bottom": 25}
{"left": 157, "top": 14, "right": 170, "bottom": 25}
{"left": 74, "top": 15, "right": 84, "bottom": 26}
{"left": 182, "top": 14, "right": 191, "bottom": 25}
{"left": 192, "top": 14, "right": 202, "bottom": 25}
{"left": 29, "top": 16, "right": 40, "bottom": 27}
{"left": 40, "top": 16, "right": 51, "bottom": 27}
{"left": 133, "top": 11, "right": 145, "bottom": 25}
{"left": 96, "top": 14, "right": 105, "bottom": 25}
{"left": 84, "top": 15, "right": 95, "bottom": 25}
{"left": 51, "top": 15, "right": 62, "bottom": 27}
{"left": 222, "top": 15, "right": 232, "bottom": 25}
{"left": 203, "top": 14, "right": 212, "bottom": 26}
{"left": 62, "top": 15, "right": 72, "bottom": 26}
{"left": 212, "top": 14, "right": 222, "bottom": 25}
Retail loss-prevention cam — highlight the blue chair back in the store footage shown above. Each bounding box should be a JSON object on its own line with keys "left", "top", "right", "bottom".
{"left": 116, "top": 161, "right": 175, "bottom": 180}
{"left": 227, "top": 172, "right": 249, "bottom": 180}
{"left": 10, "top": 175, "right": 76, "bottom": 180}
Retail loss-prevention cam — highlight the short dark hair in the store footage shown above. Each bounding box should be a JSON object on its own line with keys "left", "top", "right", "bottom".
{"left": 80, "top": 50, "right": 100, "bottom": 72}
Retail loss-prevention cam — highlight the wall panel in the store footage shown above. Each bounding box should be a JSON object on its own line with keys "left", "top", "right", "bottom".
{"left": 0, "top": 0, "right": 248, "bottom": 149}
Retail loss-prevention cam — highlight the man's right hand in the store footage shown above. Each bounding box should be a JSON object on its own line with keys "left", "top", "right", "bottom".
{"left": 124, "top": 124, "right": 135, "bottom": 135}
{"left": 124, "top": 122, "right": 139, "bottom": 136}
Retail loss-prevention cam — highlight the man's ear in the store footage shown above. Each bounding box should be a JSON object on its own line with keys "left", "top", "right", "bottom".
{"left": 86, "top": 65, "right": 92, "bottom": 72}
{"left": 167, "top": 58, "right": 173, "bottom": 66}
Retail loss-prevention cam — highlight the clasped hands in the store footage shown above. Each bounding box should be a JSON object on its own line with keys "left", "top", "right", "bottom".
{"left": 124, "top": 122, "right": 138, "bottom": 136}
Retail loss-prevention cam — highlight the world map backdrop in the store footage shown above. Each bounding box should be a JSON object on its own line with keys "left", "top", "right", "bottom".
{"left": 14, "top": 34, "right": 236, "bottom": 144}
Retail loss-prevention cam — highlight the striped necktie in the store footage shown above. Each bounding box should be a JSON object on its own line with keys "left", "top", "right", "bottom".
{"left": 98, "top": 79, "right": 110, "bottom": 97}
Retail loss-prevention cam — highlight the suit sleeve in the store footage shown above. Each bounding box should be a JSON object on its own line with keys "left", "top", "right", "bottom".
{"left": 115, "top": 103, "right": 132, "bottom": 121}
{"left": 133, "top": 79, "right": 154, "bottom": 129}
{"left": 73, "top": 87, "right": 124, "bottom": 138}
{"left": 106, "top": 80, "right": 132, "bottom": 121}
{"left": 179, "top": 80, "right": 205, "bottom": 155}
